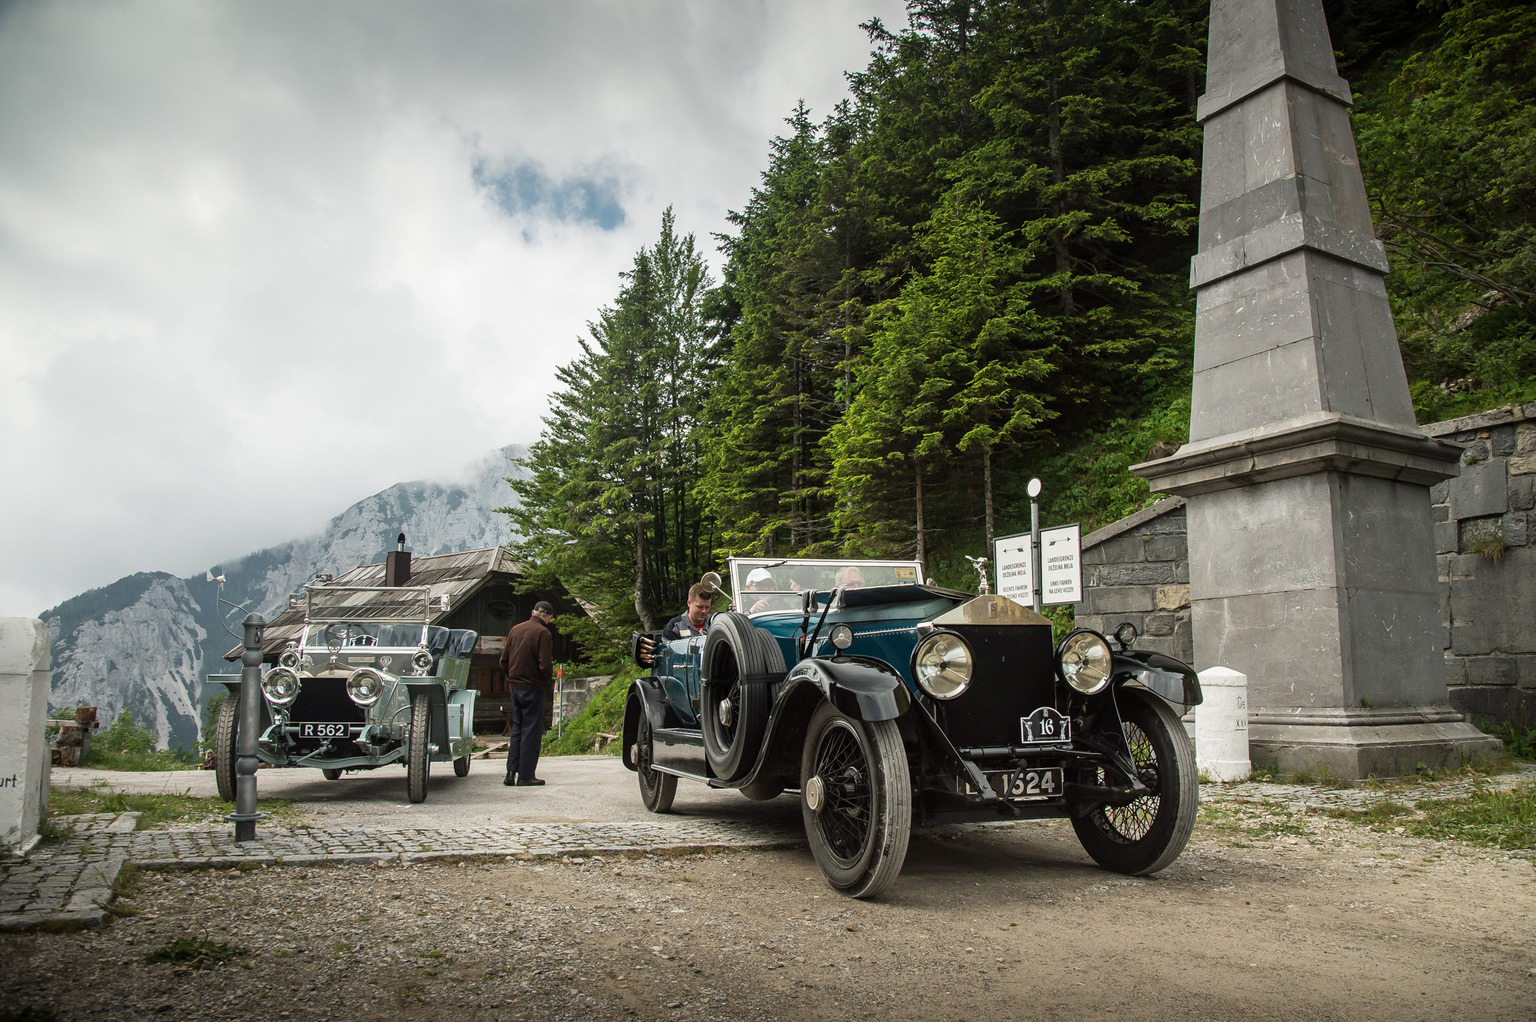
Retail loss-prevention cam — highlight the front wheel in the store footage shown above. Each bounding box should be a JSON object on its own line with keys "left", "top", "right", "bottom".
{"left": 322, "top": 768, "right": 343, "bottom": 781}
{"left": 214, "top": 694, "right": 238, "bottom": 802}
{"left": 800, "top": 702, "right": 911, "bottom": 899}
{"left": 453, "top": 754, "right": 471, "bottom": 778}
{"left": 407, "top": 694, "right": 432, "bottom": 804}
{"left": 635, "top": 712, "right": 677, "bottom": 813}
{"left": 1071, "top": 691, "right": 1198, "bottom": 875}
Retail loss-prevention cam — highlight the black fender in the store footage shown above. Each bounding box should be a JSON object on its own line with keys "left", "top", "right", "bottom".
{"left": 401, "top": 679, "right": 451, "bottom": 755}
{"left": 621, "top": 676, "right": 678, "bottom": 771}
{"left": 1114, "top": 650, "right": 1202, "bottom": 710}
{"left": 724, "top": 656, "right": 910, "bottom": 798}
{"left": 784, "top": 655, "right": 911, "bottom": 721}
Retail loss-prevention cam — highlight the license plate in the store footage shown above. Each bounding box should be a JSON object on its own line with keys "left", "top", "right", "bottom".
{"left": 298, "top": 722, "right": 351, "bottom": 739}
{"left": 990, "top": 767, "right": 1065, "bottom": 800}
{"left": 1020, "top": 706, "right": 1070, "bottom": 744}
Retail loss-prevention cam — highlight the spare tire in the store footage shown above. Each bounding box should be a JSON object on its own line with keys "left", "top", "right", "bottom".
{"left": 701, "top": 612, "right": 785, "bottom": 781}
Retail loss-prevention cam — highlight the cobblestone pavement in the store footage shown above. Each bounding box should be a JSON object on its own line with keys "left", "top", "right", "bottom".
{"left": 5, "top": 762, "right": 1533, "bottom": 932}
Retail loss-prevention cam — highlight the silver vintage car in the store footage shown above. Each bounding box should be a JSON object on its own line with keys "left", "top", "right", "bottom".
{"left": 212, "top": 584, "right": 478, "bottom": 803}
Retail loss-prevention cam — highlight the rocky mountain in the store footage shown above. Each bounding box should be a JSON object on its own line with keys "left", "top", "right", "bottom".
{"left": 42, "top": 445, "right": 527, "bottom": 751}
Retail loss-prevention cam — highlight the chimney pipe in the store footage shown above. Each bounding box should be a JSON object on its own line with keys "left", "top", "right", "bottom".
{"left": 386, "top": 533, "right": 411, "bottom": 587}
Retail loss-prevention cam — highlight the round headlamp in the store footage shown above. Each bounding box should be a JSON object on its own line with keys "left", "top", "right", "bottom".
{"left": 829, "top": 624, "right": 854, "bottom": 651}
{"left": 346, "top": 667, "right": 387, "bottom": 707}
{"left": 411, "top": 648, "right": 433, "bottom": 675}
{"left": 1058, "top": 629, "right": 1113, "bottom": 695}
{"left": 260, "top": 666, "right": 301, "bottom": 707}
{"left": 912, "top": 632, "right": 973, "bottom": 699}
{"left": 278, "top": 644, "right": 300, "bottom": 669}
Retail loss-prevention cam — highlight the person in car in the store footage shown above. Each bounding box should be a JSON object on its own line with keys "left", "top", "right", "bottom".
{"left": 835, "top": 565, "right": 866, "bottom": 589}
{"left": 743, "top": 566, "right": 794, "bottom": 614}
{"left": 662, "top": 582, "right": 714, "bottom": 641}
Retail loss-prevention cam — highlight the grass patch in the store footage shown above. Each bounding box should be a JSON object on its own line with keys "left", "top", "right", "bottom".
{"left": 1322, "top": 799, "right": 1415, "bottom": 824}
{"left": 1405, "top": 784, "right": 1536, "bottom": 850}
{"left": 543, "top": 665, "right": 638, "bottom": 757}
{"left": 1198, "top": 801, "right": 1313, "bottom": 840}
{"left": 1481, "top": 717, "right": 1536, "bottom": 761}
{"left": 146, "top": 937, "right": 249, "bottom": 968}
{"left": 47, "top": 785, "right": 303, "bottom": 828}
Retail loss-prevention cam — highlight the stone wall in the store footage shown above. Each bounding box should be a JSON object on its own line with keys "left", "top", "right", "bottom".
{"left": 1074, "top": 497, "right": 1193, "bottom": 664}
{"left": 1425, "top": 404, "right": 1536, "bottom": 725}
{"left": 1074, "top": 404, "right": 1536, "bottom": 727}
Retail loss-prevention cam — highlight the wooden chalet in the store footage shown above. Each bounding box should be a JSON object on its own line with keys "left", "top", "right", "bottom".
{"left": 222, "top": 545, "right": 582, "bottom": 730}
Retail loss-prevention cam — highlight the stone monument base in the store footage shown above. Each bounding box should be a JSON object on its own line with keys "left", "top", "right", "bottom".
{"left": 1249, "top": 705, "right": 1502, "bottom": 779}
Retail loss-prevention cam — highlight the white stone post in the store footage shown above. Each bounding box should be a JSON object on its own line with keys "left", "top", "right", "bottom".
{"left": 1196, "top": 666, "right": 1251, "bottom": 782}
{"left": 0, "top": 618, "right": 51, "bottom": 855}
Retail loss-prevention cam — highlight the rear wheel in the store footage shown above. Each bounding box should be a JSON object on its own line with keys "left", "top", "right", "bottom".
{"left": 800, "top": 702, "right": 911, "bottom": 899}
{"left": 1071, "top": 691, "right": 1198, "bottom": 875}
{"left": 453, "top": 754, "right": 471, "bottom": 777}
{"left": 701, "top": 613, "right": 783, "bottom": 781}
{"left": 407, "top": 694, "right": 432, "bottom": 804}
{"left": 214, "top": 694, "right": 238, "bottom": 802}
{"left": 635, "top": 712, "right": 677, "bottom": 813}
{"left": 321, "top": 768, "right": 343, "bottom": 781}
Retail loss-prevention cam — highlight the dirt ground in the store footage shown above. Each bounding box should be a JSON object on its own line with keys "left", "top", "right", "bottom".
{"left": 5, "top": 808, "right": 1535, "bottom": 1022}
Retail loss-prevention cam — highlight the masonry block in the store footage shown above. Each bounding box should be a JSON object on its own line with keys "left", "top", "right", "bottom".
{"left": 1156, "top": 584, "right": 1191, "bottom": 610}
{"left": 1512, "top": 454, "right": 1536, "bottom": 475}
{"left": 1460, "top": 439, "right": 1491, "bottom": 465}
{"left": 1144, "top": 612, "right": 1177, "bottom": 637}
{"left": 1452, "top": 459, "right": 1509, "bottom": 519}
{"left": 1492, "top": 426, "right": 1516, "bottom": 458}
{"left": 1434, "top": 520, "right": 1458, "bottom": 554}
{"left": 1464, "top": 656, "right": 1519, "bottom": 687}
{"left": 1511, "top": 474, "right": 1535, "bottom": 512}
{"left": 1145, "top": 535, "right": 1185, "bottom": 562}
{"left": 1459, "top": 517, "right": 1502, "bottom": 552}
{"left": 1430, "top": 480, "right": 1449, "bottom": 505}
{"left": 1091, "top": 589, "right": 1157, "bottom": 615}
{"left": 1503, "top": 511, "right": 1529, "bottom": 548}
{"left": 1101, "top": 563, "right": 1176, "bottom": 587}
{"left": 1517, "top": 422, "right": 1536, "bottom": 455}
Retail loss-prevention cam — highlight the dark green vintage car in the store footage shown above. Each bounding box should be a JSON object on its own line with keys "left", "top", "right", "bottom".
{"left": 624, "top": 557, "right": 1202, "bottom": 898}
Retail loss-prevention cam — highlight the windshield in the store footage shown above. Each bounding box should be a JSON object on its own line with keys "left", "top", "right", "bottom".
{"left": 299, "top": 621, "right": 429, "bottom": 651}
{"left": 728, "top": 557, "right": 924, "bottom": 613}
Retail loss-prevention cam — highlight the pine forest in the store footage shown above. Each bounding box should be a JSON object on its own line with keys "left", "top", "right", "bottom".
{"left": 507, "top": 0, "right": 1536, "bottom": 652}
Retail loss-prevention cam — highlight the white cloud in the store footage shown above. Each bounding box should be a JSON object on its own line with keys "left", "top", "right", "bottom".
{"left": 0, "top": 0, "right": 908, "bottom": 616}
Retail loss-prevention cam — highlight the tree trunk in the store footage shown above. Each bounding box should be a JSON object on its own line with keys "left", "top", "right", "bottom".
{"left": 634, "top": 518, "right": 654, "bottom": 631}
{"left": 983, "top": 446, "right": 994, "bottom": 552}
{"left": 914, "top": 457, "right": 927, "bottom": 572}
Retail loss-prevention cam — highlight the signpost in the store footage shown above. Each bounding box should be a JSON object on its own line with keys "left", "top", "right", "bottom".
{"left": 995, "top": 523, "right": 1081, "bottom": 608}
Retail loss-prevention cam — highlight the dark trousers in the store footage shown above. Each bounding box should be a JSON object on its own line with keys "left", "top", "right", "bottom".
{"left": 505, "top": 687, "right": 546, "bottom": 782}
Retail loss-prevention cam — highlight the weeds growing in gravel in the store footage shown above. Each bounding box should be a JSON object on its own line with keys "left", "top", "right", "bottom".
{"left": 146, "top": 937, "right": 249, "bottom": 968}
{"left": 47, "top": 784, "right": 302, "bottom": 828}
{"left": 1405, "top": 784, "right": 1536, "bottom": 850}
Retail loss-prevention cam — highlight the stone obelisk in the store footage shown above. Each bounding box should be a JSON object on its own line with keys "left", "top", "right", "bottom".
{"left": 1133, "top": 0, "right": 1500, "bottom": 777}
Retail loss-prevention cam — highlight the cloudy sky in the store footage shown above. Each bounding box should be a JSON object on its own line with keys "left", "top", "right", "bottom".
{"left": 0, "top": 0, "right": 909, "bottom": 617}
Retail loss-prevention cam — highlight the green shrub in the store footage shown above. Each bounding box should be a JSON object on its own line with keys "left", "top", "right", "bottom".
{"left": 542, "top": 665, "right": 638, "bottom": 756}
{"left": 79, "top": 709, "right": 197, "bottom": 771}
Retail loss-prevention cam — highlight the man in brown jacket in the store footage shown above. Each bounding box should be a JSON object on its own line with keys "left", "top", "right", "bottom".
{"left": 499, "top": 601, "right": 554, "bottom": 786}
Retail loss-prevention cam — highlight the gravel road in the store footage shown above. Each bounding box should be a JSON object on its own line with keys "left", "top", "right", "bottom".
{"left": 8, "top": 768, "right": 1536, "bottom": 1021}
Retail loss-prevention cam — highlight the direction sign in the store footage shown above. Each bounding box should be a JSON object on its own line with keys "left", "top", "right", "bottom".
{"left": 994, "top": 524, "right": 1082, "bottom": 607}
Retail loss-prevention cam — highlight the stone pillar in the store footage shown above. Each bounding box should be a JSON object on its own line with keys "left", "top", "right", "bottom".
{"left": 1, "top": 619, "right": 51, "bottom": 855}
{"left": 1134, "top": 0, "right": 1500, "bottom": 777}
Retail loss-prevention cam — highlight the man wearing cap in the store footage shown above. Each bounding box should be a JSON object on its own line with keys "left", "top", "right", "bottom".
{"left": 500, "top": 601, "right": 555, "bottom": 786}
{"left": 661, "top": 583, "right": 713, "bottom": 642}
{"left": 743, "top": 567, "right": 790, "bottom": 614}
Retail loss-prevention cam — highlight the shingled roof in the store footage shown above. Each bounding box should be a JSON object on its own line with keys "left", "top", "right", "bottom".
{"left": 222, "top": 546, "right": 524, "bottom": 661}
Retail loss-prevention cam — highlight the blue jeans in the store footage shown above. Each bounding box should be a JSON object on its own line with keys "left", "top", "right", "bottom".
{"left": 505, "top": 687, "right": 546, "bottom": 782}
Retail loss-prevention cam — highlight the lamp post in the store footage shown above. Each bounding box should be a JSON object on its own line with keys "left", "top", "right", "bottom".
{"left": 229, "top": 613, "right": 266, "bottom": 842}
{"left": 1027, "top": 478, "right": 1043, "bottom": 614}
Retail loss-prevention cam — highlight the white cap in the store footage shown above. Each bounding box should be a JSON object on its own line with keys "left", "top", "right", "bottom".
{"left": 746, "top": 567, "right": 773, "bottom": 584}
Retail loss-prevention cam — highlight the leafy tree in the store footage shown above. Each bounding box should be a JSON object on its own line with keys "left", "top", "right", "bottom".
{"left": 506, "top": 209, "right": 716, "bottom": 642}
{"left": 1353, "top": 0, "right": 1536, "bottom": 418}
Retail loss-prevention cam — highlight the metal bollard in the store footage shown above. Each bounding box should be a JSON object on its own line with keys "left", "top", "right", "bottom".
{"left": 229, "top": 613, "right": 267, "bottom": 841}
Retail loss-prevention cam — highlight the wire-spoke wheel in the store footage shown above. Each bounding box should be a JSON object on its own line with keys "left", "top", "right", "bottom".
{"left": 214, "top": 694, "right": 238, "bottom": 802}
{"left": 1071, "top": 691, "right": 1197, "bottom": 875}
{"left": 407, "top": 693, "right": 431, "bottom": 804}
{"left": 635, "top": 712, "right": 677, "bottom": 813}
{"left": 800, "top": 702, "right": 911, "bottom": 899}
